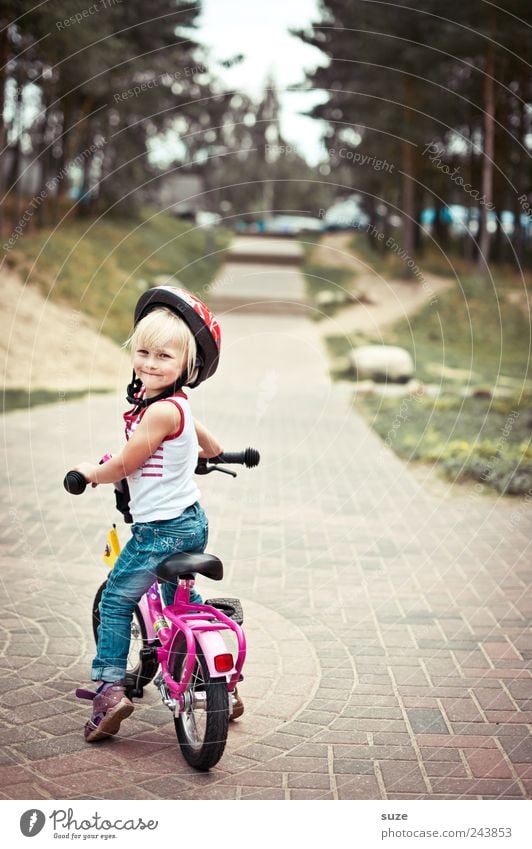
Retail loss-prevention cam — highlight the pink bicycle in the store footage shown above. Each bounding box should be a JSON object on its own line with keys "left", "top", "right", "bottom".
{"left": 64, "top": 449, "right": 259, "bottom": 771}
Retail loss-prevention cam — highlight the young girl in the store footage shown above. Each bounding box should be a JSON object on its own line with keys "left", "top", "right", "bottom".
{"left": 74, "top": 286, "right": 230, "bottom": 742}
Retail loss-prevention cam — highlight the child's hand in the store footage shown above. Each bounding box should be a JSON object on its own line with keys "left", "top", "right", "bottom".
{"left": 74, "top": 462, "right": 99, "bottom": 487}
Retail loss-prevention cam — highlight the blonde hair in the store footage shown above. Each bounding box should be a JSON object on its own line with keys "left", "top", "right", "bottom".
{"left": 125, "top": 308, "right": 199, "bottom": 386}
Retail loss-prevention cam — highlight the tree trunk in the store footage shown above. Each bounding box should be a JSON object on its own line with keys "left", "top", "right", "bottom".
{"left": 478, "top": 43, "right": 496, "bottom": 270}
{"left": 0, "top": 25, "right": 10, "bottom": 238}
{"left": 512, "top": 194, "right": 525, "bottom": 271}
{"left": 401, "top": 137, "right": 416, "bottom": 271}
{"left": 6, "top": 65, "right": 24, "bottom": 231}
{"left": 433, "top": 204, "right": 450, "bottom": 251}
{"left": 414, "top": 182, "right": 424, "bottom": 255}
{"left": 492, "top": 207, "right": 504, "bottom": 264}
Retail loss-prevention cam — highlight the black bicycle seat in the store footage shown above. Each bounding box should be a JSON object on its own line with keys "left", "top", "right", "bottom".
{"left": 156, "top": 552, "right": 223, "bottom": 582}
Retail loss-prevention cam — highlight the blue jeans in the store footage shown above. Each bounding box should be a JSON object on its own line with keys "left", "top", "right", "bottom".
{"left": 91, "top": 502, "right": 208, "bottom": 682}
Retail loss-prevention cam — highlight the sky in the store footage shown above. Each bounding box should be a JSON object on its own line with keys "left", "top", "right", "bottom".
{"left": 195, "top": 0, "right": 329, "bottom": 165}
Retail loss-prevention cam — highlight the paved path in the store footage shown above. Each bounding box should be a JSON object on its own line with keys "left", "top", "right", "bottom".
{"left": 207, "top": 235, "right": 308, "bottom": 314}
{"left": 1, "top": 237, "right": 532, "bottom": 800}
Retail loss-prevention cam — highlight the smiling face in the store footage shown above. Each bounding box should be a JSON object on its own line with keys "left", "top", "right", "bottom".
{"left": 133, "top": 342, "right": 186, "bottom": 398}
{"left": 127, "top": 308, "right": 198, "bottom": 398}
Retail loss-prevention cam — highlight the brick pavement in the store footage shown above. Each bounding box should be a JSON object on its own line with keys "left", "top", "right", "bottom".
{"left": 1, "top": 238, "right": 532, "bottom": 800}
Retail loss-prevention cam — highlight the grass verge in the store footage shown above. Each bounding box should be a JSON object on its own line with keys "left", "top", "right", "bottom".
{"left": 322, "top": 235, "right": 532, "bottom": 495}
{"left": 357, "top": 392, "right": 532, "bottom": 495}
{"left": 4, "top": 208, "right": 231, "bottom": 343}
{"left": 300, "top": 235, "right": 361, "bottom": 318}
{"left": 3, "top": 388, "right": 110, "bottom": 414}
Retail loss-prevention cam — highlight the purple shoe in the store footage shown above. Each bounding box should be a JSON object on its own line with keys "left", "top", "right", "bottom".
{"left": 76, "top": 683, "right": 134, "bottom": 743}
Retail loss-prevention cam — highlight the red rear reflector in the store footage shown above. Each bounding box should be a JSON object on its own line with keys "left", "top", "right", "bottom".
{"left": 214, "top": 653, "right": 233, "bottom": 673}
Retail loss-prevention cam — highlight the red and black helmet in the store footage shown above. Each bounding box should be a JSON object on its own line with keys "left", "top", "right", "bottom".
{"left": 133, "top": 286, "right": 221, "bottom": 387}
{"left": 126, "top": 286, "right": 221, "bottom": 407}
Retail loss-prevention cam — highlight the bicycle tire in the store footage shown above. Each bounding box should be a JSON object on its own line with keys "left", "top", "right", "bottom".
{"left": 171, "top": 635, "right": 229, "bottom": 771}
{"left": 92, "top": 580, "right": 157, "bottom": 687}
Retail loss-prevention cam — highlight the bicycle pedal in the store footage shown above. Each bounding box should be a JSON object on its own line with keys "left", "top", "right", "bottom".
{"left": 124, "top": 673, "right": 144, "bottom": 699}
{"left": 204, "top": 597, "right": 244, "bottom": 625}
{"left": 140, "top": 647, "right": 158, "bottom": 662}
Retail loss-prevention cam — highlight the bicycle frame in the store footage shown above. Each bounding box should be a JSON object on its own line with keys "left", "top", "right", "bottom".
{"left": 140, "top": 578, "right": 246, "bottom": 710}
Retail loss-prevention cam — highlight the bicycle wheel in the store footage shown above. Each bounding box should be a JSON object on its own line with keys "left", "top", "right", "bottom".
{"left": 171, "top": 635, "right": 229, "bottom": 771}
{"left": 92, "top": 580, "right": 157, "bottom": 687}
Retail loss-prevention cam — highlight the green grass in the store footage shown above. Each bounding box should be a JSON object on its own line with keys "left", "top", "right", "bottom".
{"left": 315, "top": 233, "right": 532, "bottom": 494}
{"left": 303, "top": 262, "right": 355, "bottom": 298}
{"left": 350, "top": 230, "right": 532, "bottom": 288}
{"left": 5, "top": 208, "right": 231, "bottom": 343}
{"left": 2, "top": 387, "right": 110, "bottom": 414}
{"left": 326, "top": 272, "right": 531, "bottom": 390}
{"left": 385, "top": 278, "right": 531, "bottom": 388}
{"left": 300, "top": 235, "right": 361, "bottom": 318}
{"left": 357, "top": 392, "right": 532, "bottom": 495}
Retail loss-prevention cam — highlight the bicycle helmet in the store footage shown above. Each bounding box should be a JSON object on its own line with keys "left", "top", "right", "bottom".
{"left": 126, "top": 286, "right": 221, "bottom": 407}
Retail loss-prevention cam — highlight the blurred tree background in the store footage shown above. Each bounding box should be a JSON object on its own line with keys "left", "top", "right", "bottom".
{"left": 0, "top": 0, "right": 332, "bottom": 238}
{"left": 295, "top": 0, "right": 532, "bottom": 271}
{"left": 0, "top": 0, "right": 530, "bottom": 269}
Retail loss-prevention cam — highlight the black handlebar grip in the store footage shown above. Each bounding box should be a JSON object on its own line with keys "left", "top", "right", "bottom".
{"left": 64, "top": 470, "right": 87, "bottom": 494}
{"left": 215, "top": 448, "right": 260, "bottom": 467}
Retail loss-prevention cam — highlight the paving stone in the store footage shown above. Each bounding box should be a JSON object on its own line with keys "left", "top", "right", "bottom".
{"left": 334, "top": 745, "right": 417, "bottom": 761}
{"left": 342, "top": 706, "right": 404, "bottom": 720}
{"left": 99, "top": 786, "right": 159, "bottom": 800}
{"left": 333, "top": 760, "right": 374, "bottom": 775}
{"left": 277, "top": 721, "right": 322, "bottom": 738}
{"left": 3, "top": 782, "right": 50, "bottom": 799}
{"left": 264, "top": 755, "right": 329, "bottom": 773}
{"left": 287, "top": 772, "right": 332, "bottom": 790}
{"left": 330, "top": 717, "right": 408, "bottom": 733}
{"left": 499, "top": 737, "right": 532, "bottom": 764}
{"left": 138, "top": 776, "right": 196, "bottom": 797}
{"left": 416, "top": 734, "right": 498, "bottom": 749}
{"left": 474, "top": 688, "right": 518, "bottom": 712}
{"left": 379, "top": 760, "right": 428, "bottom": 793}
{"left": 289, "top": 789, "right": 335, "bottom": 799}
{"left": 288, "top": 742, "right": 329, "bottom": 757}
{"left": 430, "top": 778, "right": 523, "bottom": 797}
{"left": 0, "top": 725, "right": 43, "bottom": 744}
{"left": 259, "top": 732, "right": 307, "bottom": 750}
{"left": 464, "top": 748, "right": 513, "bottom": 779}
{"left": 423, "top": 761, "right": 468, "bottom": 778}
{"left": 440, "top": 697, "right": 486, "bottom": 723}
{"left": 406, "top": 708, "right": 449, "bottom": 734}
{"left": 372, "top": 732, "right": 412, "bottom": 746}
{"left": 12, "top": 733, "right": 89, "bottom": 760}
{"left": 0, "top": 764, "right": 38, "bottom": 785}
{"left": 336, "top": 774, "right": 382, "bottom": 799}
{"left": 225, "top": 770, "right": 283, "bottom": 787}
{"left": 240, "top": 787, "right": 286, "bottom": 800}
{"left": 236, "top": 742, "right": 288, "bottom": 762}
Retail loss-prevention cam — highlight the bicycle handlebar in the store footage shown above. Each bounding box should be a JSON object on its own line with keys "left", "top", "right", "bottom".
{"left": 64, "top": 448, "right": 260, "bottom": 494}
{"left": 63, "top": 470, "right": 88, "bottom": 495}
{"left": 209, "top": 448, "right": 260, "bottom": 468}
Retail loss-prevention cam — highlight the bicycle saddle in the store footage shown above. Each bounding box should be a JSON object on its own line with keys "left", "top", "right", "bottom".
{"left": 156, "top": 552, "right": 223, "bottom": 582}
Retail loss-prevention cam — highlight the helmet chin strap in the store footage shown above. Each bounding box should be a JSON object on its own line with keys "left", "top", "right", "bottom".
{"left": 125, "top": 356, "right": 203, "bottom": 409}
{"left": 126, "top": 370, "right": 185, "bottom": 410}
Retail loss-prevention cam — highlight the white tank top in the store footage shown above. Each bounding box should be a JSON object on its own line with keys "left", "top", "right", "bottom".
{"left": 123, "top": 391, "right": 201, "bottom": 523}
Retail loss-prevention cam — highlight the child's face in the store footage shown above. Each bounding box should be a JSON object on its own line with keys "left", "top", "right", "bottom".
{"left": 133, "top": 341, "right": 186, "bottom": 398}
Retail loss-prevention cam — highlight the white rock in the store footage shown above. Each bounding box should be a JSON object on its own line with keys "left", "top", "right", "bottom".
{"left": 316, "top": 289, "right": 339, "bottom": 306}
{"left": 349, "top": 345, "right": 414, "bottom": 383}
{"left": 352, "top": 379, "right": 376, "bottom": 395}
